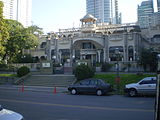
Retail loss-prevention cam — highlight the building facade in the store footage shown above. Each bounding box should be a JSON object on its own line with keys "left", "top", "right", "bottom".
{"left": 1, "top": 0, "right": 32, "bottom": 27}
{"left": 31, "top": 15, "right": 142, "bottom": 69}
{"left": 149, "top": 12, "right": 160, "bottom": 27}
{"left": 138, "top": 0, "right": 154, "bottom": 28}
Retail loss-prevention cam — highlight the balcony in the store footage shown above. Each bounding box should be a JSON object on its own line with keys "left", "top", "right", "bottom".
{"left": 80, "top": 49, "right": 97, "bottom": 55}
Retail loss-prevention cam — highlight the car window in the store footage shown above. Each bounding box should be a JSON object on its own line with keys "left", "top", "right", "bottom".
{"left": 149, "top": 80, "right": 156, "bottom": 84}
{"left": 80, "top": 80, "right": 90, "bottom": 85}
{"left": 140, "top": 80, "right": 156, "bottom": 84}
{"left": 97, "top": 80, "right": 103, "bottom": 85}
{"left": 90, "top": 80, "right": 98, "bottom": 85}
{"left": 139, "top": 80, "right": 150, "bottom": 84}
{"left": 0, "top": 105, "right": 3, "bottom": 111}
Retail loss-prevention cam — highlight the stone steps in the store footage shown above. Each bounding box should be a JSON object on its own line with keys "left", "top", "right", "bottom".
{"left": 23, "top": 75, "right": 76, "bottom": 87}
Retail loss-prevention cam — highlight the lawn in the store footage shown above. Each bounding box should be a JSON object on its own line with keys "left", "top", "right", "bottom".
{"left": 0, "top": 74, "right": 17, "bottom": 77}
{"left": 94, "top": 73, "right": 156, "bottom": 94}
{"left": 0, "top": 74, "right": 17, "bottom": 85}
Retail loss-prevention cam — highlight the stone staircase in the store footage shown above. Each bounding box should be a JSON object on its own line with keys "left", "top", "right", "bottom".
{"left": 23, "top": 75, "right": 76, "bottom": 87}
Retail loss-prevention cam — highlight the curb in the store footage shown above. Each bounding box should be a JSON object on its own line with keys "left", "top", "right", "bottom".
{"left": 0, "top": 85, "right": 68, "bottom": 93}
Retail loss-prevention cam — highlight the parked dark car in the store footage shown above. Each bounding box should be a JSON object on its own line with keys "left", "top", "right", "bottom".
{"left": 68, "top": 78, "right": 113, "bottom": 96}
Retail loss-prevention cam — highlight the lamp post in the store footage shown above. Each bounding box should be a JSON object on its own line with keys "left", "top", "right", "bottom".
{"left": 115, "top": 48, "right": 120, "bottom": 94}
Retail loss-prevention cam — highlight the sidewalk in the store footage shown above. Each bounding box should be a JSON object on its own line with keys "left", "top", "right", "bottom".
{"left": 0, "top": 85, "right": 68, "bottom": 93}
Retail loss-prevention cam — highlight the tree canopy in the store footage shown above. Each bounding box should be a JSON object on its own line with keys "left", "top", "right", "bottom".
{"left": 0, "top": 1, "right": 43, "bottom": 63}
{"left": 3, "top": 19, "right": 43, "bottom": 63}
{"left": 139, "top": 48, "right": 158, "bottom": 72}
{"left": 0, "top": 1, "right": 9, "bottom": 62}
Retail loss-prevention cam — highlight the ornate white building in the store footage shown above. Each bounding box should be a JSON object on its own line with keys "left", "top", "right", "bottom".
{"left": 31, "top": 14, "right": 144, "bottom": 69}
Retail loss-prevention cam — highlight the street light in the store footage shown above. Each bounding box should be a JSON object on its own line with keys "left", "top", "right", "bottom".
{"left": 115, "top": 48, "right": 120, "bottom": 94}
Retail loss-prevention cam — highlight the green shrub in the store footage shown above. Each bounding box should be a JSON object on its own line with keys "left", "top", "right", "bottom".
{"left": 0, "top": 62, "right": 7, "bottom": 69}
{"left": 74, "top": 64, "right": 95, "bottom": 81}
{"left": 17, "top": 66, "right": 30, "bottom": 77}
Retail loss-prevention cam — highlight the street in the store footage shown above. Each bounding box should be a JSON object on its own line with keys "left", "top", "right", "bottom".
{"left": 0, "top": 89, "right": 155, "bottom": 120}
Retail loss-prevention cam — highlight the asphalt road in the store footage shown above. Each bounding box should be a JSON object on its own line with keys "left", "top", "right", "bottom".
{"left": 0, "top": 90, "right": 155, "bottom": 120}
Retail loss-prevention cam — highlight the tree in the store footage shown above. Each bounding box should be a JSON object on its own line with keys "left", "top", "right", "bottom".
{"left": 139, "top": 48, "right": 158, "bottom": 72}
{"left": 0, "top": 1, "right": 9, "bottom": 63}
{"left": 26, "top": 25, "right": 43, "bottom": 35}
{"left": 3, "top": 20, "right": 40, "bottom": 63}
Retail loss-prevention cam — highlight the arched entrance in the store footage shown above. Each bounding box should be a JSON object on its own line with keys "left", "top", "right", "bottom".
{"left": 72, "top": 39, "right": 104, "bottom": 66}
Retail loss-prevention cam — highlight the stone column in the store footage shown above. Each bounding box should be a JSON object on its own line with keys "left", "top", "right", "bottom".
{"left": 106, "top": 35, "right": 109, "bottom": 62}
{"left": 70, "top": 37, "right": 73, "bottom": 67}
{"left": 123, "top": 33, "right": 128, "bottom": 62}
{"left": 97, "top": 50, "right": 101, "bottom": 63}
{"left": 103, "top": 35, "right": 106, "bottom": 62}
{"left": 55, "top": 38, "right": 58, "bottom": 63}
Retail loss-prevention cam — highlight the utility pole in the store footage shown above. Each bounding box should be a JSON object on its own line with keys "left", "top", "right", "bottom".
{"left": 155, "top": 54, "right": 160, "bottom": 120}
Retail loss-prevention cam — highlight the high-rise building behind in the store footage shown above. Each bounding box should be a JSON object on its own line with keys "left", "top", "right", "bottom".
{"left": 86, "top": 0, "right": 110, "bottom": 23}
{"left": 86, "top": 0, "right": 121, "bottom": 24}
{"left": 158, "top": 0, "right": 160, "bottom": 11}
{"left": 1, "top": 0, "right": 32, "bottom": 27}
{"left": 137, "top": 0, "right": 154, "bottom": 28}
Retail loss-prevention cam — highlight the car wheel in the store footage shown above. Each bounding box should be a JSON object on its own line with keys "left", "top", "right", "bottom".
{"left": 71, "top": 89, "right": 77, "bottom": 95}
{"left": 96, "top": 89, "right": 103, "bottom": 96}
{"left": 128, "top": 89, "right": 137, "bottom": 97}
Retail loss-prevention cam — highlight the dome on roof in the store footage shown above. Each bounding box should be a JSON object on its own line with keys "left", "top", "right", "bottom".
{"left": 80, "top": 14, "right": 97, "bottom": 23}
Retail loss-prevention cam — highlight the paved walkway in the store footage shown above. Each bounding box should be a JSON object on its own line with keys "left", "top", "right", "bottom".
{"left": 0, "top": 85, "right": 68, "bottom": 93}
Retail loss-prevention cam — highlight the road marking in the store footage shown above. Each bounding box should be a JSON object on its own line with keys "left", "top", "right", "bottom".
{"left": 0, "top": 98, "right": 154, "bottom": 112}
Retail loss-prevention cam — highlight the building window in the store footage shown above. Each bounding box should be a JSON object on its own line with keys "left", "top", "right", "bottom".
{"left": 82, "top": 42, "right": 95, "bottom": 49}
{"left": 40, "top": 42, "right": 46, "bottom": 48}
{"left": 128, "top": 46, "right": 134, "bottom": 61}
{"left": 109, "top": 46, "right": 124, "bottom": 61}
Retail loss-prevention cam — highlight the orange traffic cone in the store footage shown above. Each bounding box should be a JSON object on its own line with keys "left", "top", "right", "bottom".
{"left": 54, "top": 87, "right": 56, "bottom": 94}
{"left": 22, "top": 84, "right": 24, "bottom": 92}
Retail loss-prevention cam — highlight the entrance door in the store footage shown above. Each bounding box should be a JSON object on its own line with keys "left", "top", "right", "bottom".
{"left": 86, "top": 55, "right": 91, "bottom": 59}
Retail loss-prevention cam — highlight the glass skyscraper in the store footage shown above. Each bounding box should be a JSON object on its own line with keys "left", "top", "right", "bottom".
{"left": 86, "top": 0, "right": 116, "bottom": 23}
{"left": 138, "top": 0, "right": 154, "bottom": 28}
{"left": 158, "top": 0, "right": 160, "bottom": 12}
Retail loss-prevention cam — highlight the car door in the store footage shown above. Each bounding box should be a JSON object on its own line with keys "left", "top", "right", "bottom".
{"left": 138, "top": 77, "right": 156, "bottom": 94}
{"left": 78, "top": 79, "right": 90, "bottom": 93}
{"left": 87, "top": 79, "right": 97, "bottom": 93}
{"left": 148, "top": 78, "right": 156, "bottom": 94}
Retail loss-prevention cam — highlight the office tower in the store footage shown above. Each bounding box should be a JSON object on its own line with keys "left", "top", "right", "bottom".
{"left": 86, "top": 0, "right": 111, "bottom": 23}
{"left": 138, "top": 0, "right": 154, "bottom": 28}
{"left": 114, "top": 0, "right": 119, "bottom": 24}
{"left": 149, "top": 12, "right": 160, "bottom": 27}
{"left": 158, "top": 0, "right": 160, "bottom": 12}
{"left": 1, "top": 0, "right": 32, "bottom": 27}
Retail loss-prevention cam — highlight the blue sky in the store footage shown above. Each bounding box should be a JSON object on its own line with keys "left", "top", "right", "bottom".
{"left": 32, "top": 0, "right": 156, "bottom": 33}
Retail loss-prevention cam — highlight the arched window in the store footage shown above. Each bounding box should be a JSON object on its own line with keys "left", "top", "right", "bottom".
{"left": 109, "top": 46, "right": 123, "bottom": 61}
{"left": 40, "top": 42, "right": 46, "bottom": 48}
{"left": 128, "top": 46, "right": 133, "bottom": 61}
